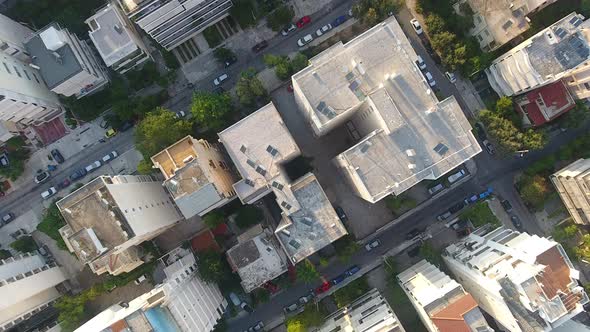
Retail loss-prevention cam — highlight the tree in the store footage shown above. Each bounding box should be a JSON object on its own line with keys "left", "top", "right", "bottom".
{"left": 10, "top": 236, "right": 38, "bottom": 253}
{"left": 480, "top": 109, "right": 546, "bottom": 152}
{"left": 204, "top": 211, "right": 225, "bottom": 229}
{"left": 332, "top": 236, "right": 359, "bottom": 262}
{"left": 0, "top": 136, "right": 30, "bottom": 181}
{"left": 560, "top": 101, "right": 590, "bottom": 129}
{"left": 333, "top": 277, "right": 370, "bottom": 308}
{"left": 425, "top": 14, "right": 446, "bottom": 35}
{"left": 37, "top": 202, "right": 68, "bottom": 250}
{"left": 518, "top": 174, "right": 552, "bottom": 211}
{"left": 0, "top": 249, "right": 11, "bottom": 260}
{"left": 213, "top": 47, "right": 236, "bottom": 65}
{"left": 196, "top": 250, "right": 229, "bottom": 282}
{"left": 236, "top": 70, "right": 268, "bottom": 107}
{"left": 291, "top": 53, "right": 309, "bottom": 73}
{"left": 553, "top": 223, "right": 579, "bottom": 242}
{"left": 267, "top": 5, "right": 294, "bottom": 31}
{"left": 235, "top": 206, "right": 263, "bottom": 229}
{"left": 296, "top": 260, "right": 319, "bottom": 283}
{"left": 135, "top": 108, "right": 192, "bottom": 159}
{"left": 418, "top": 241, "right": 443, "bottom": 266}
{"left": 363, "top": 7, "right": 379, "bottom": 25}
{"left": 495, "top": 96, "right": 514, "bottom": 117}
{"left": 384, "top": 194, "right": 417, "bottom": 215}
{"left": 230, "top": 0, "right": 257, "bottom": 28}
{"left": 190, "top": 91, "right": 234, "bottom": 130}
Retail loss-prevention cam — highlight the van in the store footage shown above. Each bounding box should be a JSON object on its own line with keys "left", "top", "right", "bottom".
{"left": 447, "top": 169, "right": 466, "bottom": 184}
{"left": 427, "top": 183, "right": 444, "bottom": 196}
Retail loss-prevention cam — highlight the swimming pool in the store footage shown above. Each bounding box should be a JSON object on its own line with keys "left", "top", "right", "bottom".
{"left": 144, "top": 306, "right": 181, "bottom": 332}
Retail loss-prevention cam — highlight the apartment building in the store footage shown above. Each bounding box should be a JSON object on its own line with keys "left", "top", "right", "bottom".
{"left": 551, "top": 158, "right": 590, "bottom": 225}
{"left": 486, "top": 12, "right": 590, "bottom": 99}
{"left": 0, "top": 253, "right": 67, "bottom": 332}
{"left": 25, "top": 23, "right": 109, "bottom": 99}
{"left": 86, "top": 3, "right": 152, "bottom": 74}
{"left": 459, "top": 0, "right": 557, "bottom": 51}
{"left": 292, "top": 17, "right": 481, "bottom": 203}
{"left": 76, "top": 247, "right": 226, "bottom": 332}
{"left": 218, "top": 102, "right": 347, "bottom": 264}
{"left": 152, "top": 135, "right": 237, "bottom": 219}
{"left": 226, "top": 225, "right": 288, "bottom": 293}
{"left": 514, "top": 81, "right": 576, "bottom": 127}
{"left": 398, "top": 260, "right": 493, "bottom": 332}
{"left": 443, "top": 226, "right": 588, "bottom": 331}
{"left": 0, "top": 14, "right": 34, "bottom": 62}
{"left": 319, "top": 288, "right": 406, "bottom": 332}
{"left": 115, "top": 0, "right": 233, "bottom": 59}
{"left": 57, "top": 175, "right": 183, "bottom": 276}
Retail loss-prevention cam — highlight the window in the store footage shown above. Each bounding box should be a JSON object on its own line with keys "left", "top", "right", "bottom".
{"left": 2, "top": 63, "right": 10, "bottom": 74}
{"left": 13, "top": 66, "right": 21, "bottom": 78}
{"left": 32, "top": 73, "right": 40, "bottom": 84}
{"left": 219, "top": 161, "right": 228, "bottom": 169}
{"left": 23, "top": 70, "right": 31, "bottom": 80}
{"left": 584, "top": 82, "right": 590, "bottom": 90}
{"left": 209, "top": 160, "right": 216, "bottom": 168}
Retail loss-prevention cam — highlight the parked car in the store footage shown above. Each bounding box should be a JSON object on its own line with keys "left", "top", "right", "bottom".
{"left": 298, "top": 292, "right": 314, "bottom": 305}
{"left": 296, "top": 16, "right": 311, "bottom": 28}
{"left": 511, "top": 215, "right": 522, "bottom": 229}
{"left": 331, "top": 274, "right": 347, "bottom": 285}
{"left": 445, "top": 71, "right": 457, "bottom": 83}
{"left": 344, "top": 265, "right": 360, "bottom": 277}
{"left": 41, "top": 187, "right": 57, "bottom": 200}
{"left": 436, "top": 211, "right": 452, "bottom": 222}
{"left": 10, "top": 228, "right": 27, "bottom": 239}
{"left": 297, "top": 34, "right": 313, "bottom": 47}
{"left": 229, "top": 292, "right": 253, "bottom": 313}
{"left": 70, "top": 168, "right": 87, "bottom": 181}
{"left": 316, "top": 24, "right": 332, "bottom": 37}
{"left": 284, "top": 302, "right": 299, "bottom": 313}
{"left": 405, "top": 228, "right": 423, "bottom": 240}
{"left": 224, "top": 56, "right": 237, "bottom": 67}
{"left": 447, "top": 169, "right": 466, "bottom": 184}
{"left": 314, "top": 281, "right": 331, "bottom": 295}
{"left": 134, "top": 275, "right": 147, "bottom": 285}
{"left": 332, "top": 15, "right": 348, "bottom": 27}
{"left": 427, "top": 183, "right": 444, "bottom": 196}
{"left": 174, "top": 110, "right": 186, "bottom": 118}
{"left": 118, "top": 121, "right": 134, "bottom": 132}
{"left": 105, "top": 128, "right": 117, "bottom": 138}
{"left": 501, "top": 200, "right": 513, "bottom": 213}
{"left": 34, "top": 171, "right": 51, "bottom": 184}
{"left": 334, "top": 205, "right": 348, "bottom": 222}
{"left": 410, "top": 19, "right": 423, "bottom": 35}
{"left": 474, "top": 122, "right": 487, "bottom": 141}
{"left": 365, "top": 239, "right": 381, "bottom": 251}
{"left": 483, "top": 140, "right": 495, "bottom": 155}
{"left": 51, "top": 149, "right": 65, "bottom": 164}
{"left": 37, "top": 245, "right": 49, "bottom": 257}
{"left": 252, "top": 321, "right": 264, "bottom": 331}
{"left": 213, "top": 73, "right": 229, "bottom": 86}
{"left": 85, "top": 160, "right": 102, "bottom": 173}
{"left": 449, "top": 201, "right": 466, "bottom": 214}
{"left": 1, "top": 212, "right": 14, "bottom": 224}
{"left": 424, "top": 72, "right": 436, "bottom": 87}
{"left": 281, "top": 24, "right": 296, "bottom": 36}
{"left": 57, "top": 178, "right": 71, "bottom": 190}
{"left": 102, "top": 151, "right": 119, "bottom": 163}
{"left": 252, "top": 40, "right": 268, "bottom": 52}
{"left": 415, "top": 55, "right": 427, "bottom": 70}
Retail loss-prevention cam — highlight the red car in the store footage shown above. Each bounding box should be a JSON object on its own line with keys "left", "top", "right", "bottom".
{"left": 296, "top": 16, "right": 311, "bottom": 28}
{"left": 314, "top": 281, "right": 331, "bottom": 295}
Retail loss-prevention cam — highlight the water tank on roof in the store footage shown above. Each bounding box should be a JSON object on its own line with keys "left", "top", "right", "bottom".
{"left": 40, "top": 26, "right": 66, "bottom": 51}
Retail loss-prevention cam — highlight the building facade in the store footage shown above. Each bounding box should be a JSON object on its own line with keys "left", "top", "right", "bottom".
{"left": 86, "top": 3, "right": 152, "bottom": 74}
{"left": 25, "top": 23, "right": 109, "bottom": 99}
{"left": 0, "top": 253, "right": 67, "bottom": 331}
{"left": 443, "top": 226, "right": 588, "bottom": 331}
{"left": 57, "top": 175, "right": 183, "bottom": 276}
{"left": 551, "top": 158, "right": 590, "bottom": 225}
{"left": 0, "top": 14, "right": 34, "bottom": 62}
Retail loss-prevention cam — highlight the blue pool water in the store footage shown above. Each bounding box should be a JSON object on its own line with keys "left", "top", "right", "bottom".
{"left": 144, "top": 306, "right": 181, "bottom": 332}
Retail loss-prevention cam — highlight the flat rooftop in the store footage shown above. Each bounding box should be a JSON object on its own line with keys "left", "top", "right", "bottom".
{"left": 86, "top": 4, "right": 140, "bottom": 67}
{"left": 467, "top": 0, "right": 533, "bottom": 45}
{"left": 275, "top": 173, "right": 347, "bottom": 264}
{"left": 25, "top": 24, "right": 82, "bottom": 89}
{"left": 218, "top": 103, "right": 300, "bottom": 203}
{"left": 293, "top": 18, "right": 480, "bottom": 199}
{"left": 226, "top": 226, "right": 288, "bottom": 292}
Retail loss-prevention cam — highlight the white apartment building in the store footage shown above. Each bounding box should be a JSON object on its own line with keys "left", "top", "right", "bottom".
{"left": 86, "top": 3, "right": 152, "bottom": 74}
{"left": 76, "top": 247, "right": 226, "bottom": 332}
{"left": 443, "top": 226, "right": 589, "bottom": 332}
{"left": 458, "top": 0, "right": 557, "bottom": 51}
{"left": 25, "top": 23, "right": 109, "bottom": 99}
{"left": 551, "top": 158, "right": 590, "bottom": 225}
{"left": 0, "top": 253, "right": 67, "bottom": 332}
{"left": 319, "top": 288, "right": 406, "bottom": 332}
{"left": 292, "top": 17, "right": 481, "bottom": 203}
{"left": 486, "top": 12, "right": 590, "bottom": 99}
{"left": 115, "top": 0, "right": 233, "bottom": 56}
{"left": 57, "top": 175, "right": 183, "bottom": 276}
{"left": 152, "top": 135, "right": 237, "bottom": 219}
{"left": 0, "top": 14, "right": 34, "bottom": 62}
{"left": 398, "top": 260, "right": 493, "bottom": 332}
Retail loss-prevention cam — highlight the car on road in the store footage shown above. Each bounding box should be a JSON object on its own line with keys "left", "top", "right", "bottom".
{"left": 424, "top": 72, "right": 436, "bottom": 87}
{"left": 229, "top": 292, "right": 253, "bottom": 313}
{"left": 365, "top": 239, "right": 381, "bottom": 251}
{"left": 501, "top": 200, "right": 513, "bottom": 213}
{"left": 474, "top": 122, "right": 487, "bottom": 141}
{"left": 436, "top": 210, "right": 452, "bottom": 222}
{"left": 315, "top": 281, "right": 331, "bottom": 295}
{"left": 105, "top": 128, "right": 117, "bottom": 138}
{"left": 449, "top": 201, "right": 466, "bottom": 214}
{"left": 213, "top": 73, "right": 229, "bottom": 86}
{"left": 85, "top": 161, "right": 102, "bottom": 173}
{"left": 297, "top": 34, "right": 313, "bottom": 47}
{"left": 51, "top": 149, "right": 65, "bottom": 164}
{"left": 296, "top": 16, "right": 311, "bottom": 28}
{"left": 316, "top": 24, "right": 332, "bottom": 37}
{"left": 70, "top": 168, "right": 87, "bottom": 181}
{"left": 37, "top": 245, "right": 50, "bottom": 257}
{"left": 102, "top": 151, "right": 119, "bottom": 163}
{"left": 511, "top": 215, "right": 522, "bottom": 229}
{"left": 57, "top": 178, "right": 71, "bottom": 190}
{"left": 344, "top": 265, "right": 360, "bottom": 276}
{"left": 281, "top": 24, "right": 296, "bottom": 36}
{"left": 445, "top": 71, "right": 457, "bottom": 83}
{"left": 447, "top": 169, "right": 466, "bottom": 184}
{"left": 415, "top": 55, "right": 427, "bottom": 70}
{"left": 334, "top": 205, "right": 348, "bottom": 222}
{"left": 410, "top": 19, "right": 423, "bottom": 35}
{"left": 331, "top": 274, "right": 346, "bottom": 285}
{"left": 284, "top": 302, "right": 299, "bottom": 313}
{"left": 332, "top": 15, "right": 348, "bottom": 27}
{"left": 428, "top": 183, "right": 444, "bottom": 196}
{"left": 252, "top": 321, "right": 264, "bottom": 331}
{"left": 34, "top": 171, "right": 51, "bottom": 184}
{"left": 405, "top": 228, "right": 423, "bottom": 240}
{"left": 134, "top": 275, "right": 147, "bottom": 285}
{"left": 10, "top": 228, "right": 27, "bottom": 239}
{"left": 298, "top": 292, "right": 314, "bottom": 305}
{"left": 2, "top": 212, "right": 14, "bottom": 224}
{"left": 224, "top": 56, "right": 237, "bottom": 67}
{"left": 174, "top": 110, "right": 186, "bottom": 118}
{"left": 41, "top": 187, "right": 57, "bottom": 200}
{"left": 483, "top": 140, "right": 495, "bottom": 155}
{"left": 252, "top": 40, "right": 268, "bottom": 53}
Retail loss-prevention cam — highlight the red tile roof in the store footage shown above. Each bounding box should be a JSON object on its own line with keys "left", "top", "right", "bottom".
{"left": 516, "top": 81, "right": 575, "bottom": 126}
{"left": 190, "top": 229, "right": 221, "bottom": 253}
{"left": 430, "top": 294, "right": 479, "bottom": 332}
{"left": 32, "top": 116, "right": 68, "bottom": 145}
{"left": 536, "top": 246, "right": 573, "bottom": 300}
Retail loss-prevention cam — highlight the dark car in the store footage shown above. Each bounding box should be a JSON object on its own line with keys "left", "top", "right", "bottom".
{"left": 2, "top": 212, "right": 14, "bottom": 224}
{"left": 511, "top": 215, "right": 522, "bottom": 229}
{"left": 474, "top": 122, "right": 487, "bottom": 141}
{"left": 57, "top": 178, "right": 71, "bottom": 189}
{"left": 252, "top": 40, "right": 268, "bottom": 53}
{"left": 405, "top": 228, "right": 423, "bottom": 240}
{"left": 331, "top": 274, "right": 346, "bottom": 285}
{"left": 34, "top": 171, "right": 51, "bottom": 184}
{"left": 344, "top": 265, "right": 360, "bottom": 277}
{"left": 224, "top": 56, "right": 237, "bottom": 67}
{"left": 332, "top": 15, "right": 348, "bottom": 27}
{"left": 501, "top": 199, "right": 513, "bottom": 213}
{"left": 296, "top": 16, "right": 311, "bottom": 28}
{"left": 69, "top": 168, "right": 87, "bottom": 181}
{"left": 51, "top": 149, "right": 65, "bottom": 164}
{"left": 449, "top": 201, "right": 466, "bottom": 214}
{"left": 118, "top": 121, "right": 134, "bottom": 132}
{"left": 334, "top": 205, "right": 348, "bottom": 222}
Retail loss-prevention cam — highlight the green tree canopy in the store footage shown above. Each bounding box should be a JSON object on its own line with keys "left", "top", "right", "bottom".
{"left": 518, "top": 174, "right": 552, "bottom": 211}
{"left": 10, "top": 236, "right": 38, "bottom": 253}
{"left": 0, "top": 136, "right": 30, "bottom": 181}
{"left": 480, "top": 109, "right": 546, "bottom": 152}
{"left": 213, "top": 47, "right": 237, "bottom": 64}
{"left": 333, "top": 277, "right": 370, "bottom": 308}
{"left": 37, "top": 201, "right": 67, "bottom": 250}
{"left": 236, "top": 70, "right": 268, "bottom": 107}
{"left": 197, "top": 250, "right": 230, "bottom": 282}
{"left": 190, "top": 91, "right": 234, "bottom": 130}
{"left": 135, "top": 107, "right": 193, "bottom": 159}
{"left": 203, "top": 211, "right": 225, "bottom": 229}
{"left": 235, "top": 206, "right": 263, "bottom": 229}
{"left": 267, "top": 5, "right": 295, "bottom": 31}
{"left": 296, "top": 260, "right": 319, "bottom": 283}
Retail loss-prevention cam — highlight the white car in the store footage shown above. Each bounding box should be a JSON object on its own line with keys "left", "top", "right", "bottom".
{"left": 410, "top": 19, "right": 423, "bottom": 35}
{"left": 102, "top": 151, "right": 119, "bottom": 163}
{"left": 281, "top": 24, "right": 296, "bottom": 36}
{"left": 174, "top": 110, "right": 186, "bottom": 118}
{"left": 85, "top": 160, "right": 102, "bottom": 173}
{"left": 41, "top": 187, "right": 57, "bottom": 200}
{"left": 213, "top": 73, "right": 228, "bottom": 86}
{"left": 445, "top": 71, "right": 457, "bottom": 83}
{"left": 316, "top": 24, "right": 332, "bottom": 37}
{"left": 415, "top": 55, "right": 426, "bottom": 70}
{"left": 365, "top": 239, "right": 381, "bottom": 251}
{"left": 297, "top": 34, "right": 313, "bottom": 47}
{"left": 424, "top": 72, "right": 436, "bottom": 87}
